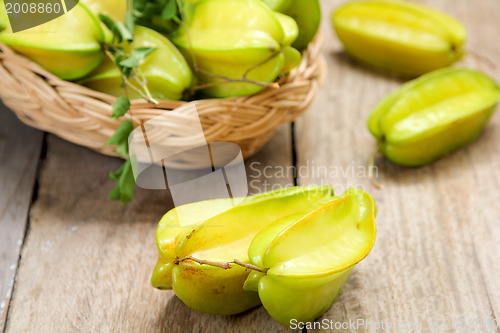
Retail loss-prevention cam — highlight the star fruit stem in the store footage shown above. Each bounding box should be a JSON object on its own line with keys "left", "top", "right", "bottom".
{"left": 466, "top": 49, "right": 496, "bottom": 70}
{"left": 175, "top": 256, "right": 268, "bottom": 273}
{"left": 103, "top": 47, "right": 158, "bottom": 105}
{"left": 175, "top": 0, "right": 280, "bottom": 93}
{"left": 190, "top": 65, "right": 280, "bottom": 93}
{"left": 369, "top": 142, "right": 383, "bottom": 189}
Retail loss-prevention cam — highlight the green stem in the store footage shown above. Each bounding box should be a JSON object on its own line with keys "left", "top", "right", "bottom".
{"left": 103, "top": 47, "right": 158, "bottom": 104}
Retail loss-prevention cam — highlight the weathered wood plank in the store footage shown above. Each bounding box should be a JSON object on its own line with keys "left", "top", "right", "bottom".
{"left": 447, "top": 0, "right": 500, "bottom": 323}
{"left": 0, "top": 105, "right": 43, "bottom": 332}
{"left": 5, "top": 124, "right": 294, "bottom": 332}
{"left": 293, "top": 0, "right": 500, "bottom": 331}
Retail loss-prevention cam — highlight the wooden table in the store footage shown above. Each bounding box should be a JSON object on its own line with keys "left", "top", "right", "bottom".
{"left": 1, "top": 0, "right": 499, "bottom": 332}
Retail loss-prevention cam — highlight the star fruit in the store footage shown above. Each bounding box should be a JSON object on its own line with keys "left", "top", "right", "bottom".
{"left": 243, "top": 188, "right": 376, "bottom": 326}
{"left": 172, "top": 0, "right": 302, "bottom": 98}
{"left": 81, "top": 26, "right": 193, "bottom": 100}
{"left": 262, "top": 0, "right": 321, "bottom": 50}
{"left": 332, "top": 0, "right": 466, "bottom": 76}
{"left": 0, "top": 1, "right": 104, "bottom": 80}
{"left": 80, "top": 0, "right": 127, "bottom": 42}
{"left": 81, "top": 0, "right": 126, "bottom": 22}
{"left": 151, "top": 185, "right": 335, "bottom": 315}
{"left": 368, "top": 67, "right": 500, "bottom": 167}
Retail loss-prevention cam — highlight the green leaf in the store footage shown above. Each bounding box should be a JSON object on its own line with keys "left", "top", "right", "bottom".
{"left": 125, "top": 12, "right": 135, "bottom": 35}
{"left": 118, "top": 47, "right": 156, "bottom": 69}
{"left": 115, "top": 141, "right": 129, "bottom": 157}
{"left": 106, "top": 120, "right": 134, "bottom": 147}
{"left": 122, "top": 67, "right": 132, "bottom": 79}
{"left": 141, "top": 2, "right": 159, "bottom": 18}
{"left": 119, "top": 159, "right": 136, "bottom": 203}
{"left": 116, "top": 22, "right": 134, "bottom": 41}
{"left": 131, "top": 0, "right": 182, "bottom": 34}
{"left": 112, "top": 96, "right": 131, "bottom": 119}
{"left": 132, "top": 47, "right": 156, "bottom": 59}
{"left": 113, "top": 54, "right": 125, "bottom": 66}
{"left": 132, "top": 47, "right": 156, "bottom": 61}
{"left": 109, "top": 161, "right": 126, "bottom": 181}
{"left": 108, "top": 158, "right": 135, "bottom": 204}
{"left": 99, "top": 14, "right": 116, "bottom": 33}
{"left": 161, "top": 0, "right": 177, "bottom": 19}
{"left": 119, "top": 56, "right": 140, "bottom": 68}
{"left": 108, "top": 183, "right": 122, "bottom": 200}
{"left": 132, "top": 8, "right": 145, "bottom": 18}
{"left": 100, "top": 14, "right": 124, "bottom": 43}
{"left": 133, "top": 0, "right": 149, "bottom": 14}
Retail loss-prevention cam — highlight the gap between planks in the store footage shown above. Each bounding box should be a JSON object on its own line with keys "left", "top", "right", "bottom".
{"left": 0, "top": 108, "right": 44, "bottom": 333}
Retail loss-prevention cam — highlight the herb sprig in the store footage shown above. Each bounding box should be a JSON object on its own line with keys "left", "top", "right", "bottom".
{"left": 100, "top": 0, "right": 183, "bottom": 204}
{"left": 101, "top": 0, "right": 281, "bottom": 203}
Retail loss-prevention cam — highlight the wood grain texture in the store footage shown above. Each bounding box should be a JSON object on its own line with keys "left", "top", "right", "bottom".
{"left": 293, "top": 0, "right": 500, "bottom": 332}
{"left": 0, "top": 105, "right": 43, "bottom": 332}
{"left": 5, "top": 125, "right": 294, "bottom": 333}
{"left": 4, "top": 0, "right": 500, "bottom": 331}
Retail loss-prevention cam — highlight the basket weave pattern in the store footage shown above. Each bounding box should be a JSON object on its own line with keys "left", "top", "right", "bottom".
{"left": 0, "top": 33, "right": 325, "bottom": 159}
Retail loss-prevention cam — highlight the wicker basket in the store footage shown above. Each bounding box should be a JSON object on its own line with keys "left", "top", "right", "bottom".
{"left": 0, "top": 33, "right": 325, "bottom": 160}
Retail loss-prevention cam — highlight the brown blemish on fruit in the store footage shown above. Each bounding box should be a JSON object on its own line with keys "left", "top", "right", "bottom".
{"left": 186, "top": 229, "right": 196, "bottom": 240}
{"left": 213, "top": 285, "right": 226, "bottom": 295}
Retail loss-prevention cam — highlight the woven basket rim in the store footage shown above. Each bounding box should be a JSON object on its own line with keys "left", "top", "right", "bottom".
{"left": 0, "top": 31, "right": 326, "bottom": 159}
